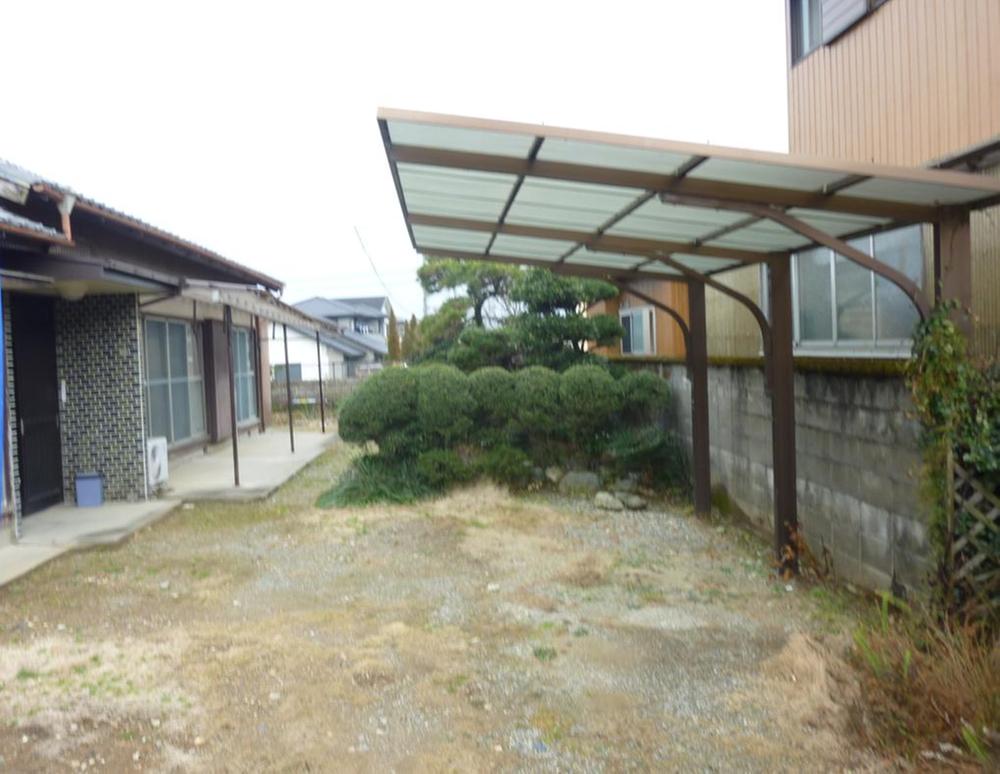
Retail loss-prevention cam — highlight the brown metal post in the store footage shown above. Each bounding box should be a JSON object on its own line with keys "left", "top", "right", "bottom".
{"left": 687, "top": 282, "right": 711, "bottom": 518}
{"left": 933, "top": 211, "right": 973, "bottom": 338}
{"left": 252, "top": 315, "right": 264, "bottom": 433}
{"left": 768, "top": 257, "right": 798, "bottom": 575}
{"left": 224, "top": 305, "right": 240, "bottom": 487}
{"left": 283, "top": 323, "right": 295, "bottom": 453}
{"left": 315, "top": 330, "right": 326, "bottom": 433}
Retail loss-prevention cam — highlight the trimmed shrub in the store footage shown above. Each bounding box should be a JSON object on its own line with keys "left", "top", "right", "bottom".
{"left": 337, "top": 367, "right": 420, "bottom": 458}
{"left": 618, "top": 370, "right": 671, "bottom": 426}
{"left": 476, "top": 444, "right": 533, "bottom": 490}
{"left": 415, "top": 364, "right": 474, "bottom": 448}
{"left": 416, "top": 449, "right": 472, "bottom": 490}
{"left": 468, "top": 366, "right": 517, "bottom": 446}
{"left": 317, "top": 454, "right": 433, "bottom": 506}
{"left": 512, "top": 366, "right": 562, "bottom": 444}
{"left": 604, "top": 426, "right": 689, "bottom": 490}
{"left": 559, "top": 365, "right": 621, "bottom": 446}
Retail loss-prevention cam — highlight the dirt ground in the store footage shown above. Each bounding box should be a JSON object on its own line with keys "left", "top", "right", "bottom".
{"left": 0, "top": 444, "right": 881, "bottom": 772}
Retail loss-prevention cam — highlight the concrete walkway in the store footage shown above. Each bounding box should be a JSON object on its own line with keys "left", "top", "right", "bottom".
{"left": 1, "top": 428, "right": 336, "bottom": 588}
{"left": 0, "top": 499, "right": 179, "bottom": 588}
{"left": 165, "top": 428, "right": 335, "bottom": 501}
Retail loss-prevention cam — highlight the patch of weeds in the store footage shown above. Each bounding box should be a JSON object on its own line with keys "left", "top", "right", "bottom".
{"left": 572, "top": 627, "right": 589, "bottom": 637}
{"left": 532, "top": 707, "right": 570, "bottom": 745}
{"left": 317, "top": 455, "right": 435, "bottom": 507}
{"left": 808, "top": 586, "right": 856, "bottom": 633}
{"left": 848, "top": 593, "right": 1000, "bottom": 767}
{"left": 345, "top": 516, "right": 369, "bottom": 537}
{"left": 533, "top": 646, "right": 557, "bottom": 663}
{"left": 16, "top": 669, "right": 41, "bottom": 681}
{"left": 538, "top": 621, "right": 556, "bottom": 632}
{"left": 444, "top": 674, "right": 469, "bottom": 694}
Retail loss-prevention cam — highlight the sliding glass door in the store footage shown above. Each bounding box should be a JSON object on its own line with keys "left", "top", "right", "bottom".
{"left": 144, "top": 318, "right": 206, "bottom": 445}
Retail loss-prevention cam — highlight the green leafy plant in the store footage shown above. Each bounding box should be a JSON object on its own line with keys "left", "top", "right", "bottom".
{"left": 317, "top": 455, "right": 434, "bottom": 507}
{"left": 476, "top": 444, "right": 534, "bottom": 490}
{"left": 558, "top": 365, "right": 621, "bottom": 449}
{"left": 337, "top": 367, "right": 420, "bottom": 459}
{"left": 467, "top": 366, "right": 517, "bottom": 446}
{"left": 617, "top": 370, "right": 672, "bottom": 425}
{"left": 416, "top": 449, "right": 473, "bottom": 490}
{"left": 415, "top": 364, "right": 474, "bottom": 449}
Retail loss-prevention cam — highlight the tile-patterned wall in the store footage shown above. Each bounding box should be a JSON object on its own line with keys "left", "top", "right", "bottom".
{"left": 2, "top": 292, "right": 20, "bottom": 536}
{"left": 55, "top": 294, "right": 146, "bottom": 503}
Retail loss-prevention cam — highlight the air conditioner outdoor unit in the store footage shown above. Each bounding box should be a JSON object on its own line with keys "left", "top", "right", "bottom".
{"left": 146, "top": 437, "right": 169, "bottom": 487}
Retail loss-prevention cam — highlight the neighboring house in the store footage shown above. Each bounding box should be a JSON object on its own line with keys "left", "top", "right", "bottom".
{"left": 0, "top": 159, "right": 317, "bottom": 528}
{"left": 295, "top": 296, "right": 391, "bottom": 337}
{"left": 594, "top": 0, "right": 999, "bottom": 363}
{"left": 267, "top": 322, "right": 376, "bottom": 382}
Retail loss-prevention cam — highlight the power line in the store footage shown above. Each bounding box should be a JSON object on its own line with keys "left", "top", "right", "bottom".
{"left": 352, "top": 225, "right": 405, "bottom": 317}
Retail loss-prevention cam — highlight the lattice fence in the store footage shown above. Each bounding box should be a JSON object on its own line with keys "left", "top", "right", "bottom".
{"left": 946, "top": 453, "right": 1000, "bottom": 621}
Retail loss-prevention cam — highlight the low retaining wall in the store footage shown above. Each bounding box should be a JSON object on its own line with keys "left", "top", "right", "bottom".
{"left": 666, "top": 363, "right": 931, "bottom": 593}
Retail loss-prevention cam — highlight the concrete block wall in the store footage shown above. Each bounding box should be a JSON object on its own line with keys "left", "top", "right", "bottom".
{"left": 668, "top": 363, "right": 931, "bottom": 593}
{"left": 55, "top": 294, "right": 146, "bottom": 503}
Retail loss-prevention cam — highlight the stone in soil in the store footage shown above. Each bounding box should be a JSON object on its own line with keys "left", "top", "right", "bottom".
{"left": 559, "top": 470, "right": 600, "bottom": 495}
{"left": 594, "top": 491, "right": 625, "bottom": 510}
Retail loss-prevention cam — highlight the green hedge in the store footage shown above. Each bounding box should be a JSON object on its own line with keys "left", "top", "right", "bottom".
{"left": 330, "top": 363, "right": 683, "bottom": 503}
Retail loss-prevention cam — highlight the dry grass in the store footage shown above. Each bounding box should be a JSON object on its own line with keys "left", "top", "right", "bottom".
{"left": 848, "top": 597, "right": 1000, "bottom": 768}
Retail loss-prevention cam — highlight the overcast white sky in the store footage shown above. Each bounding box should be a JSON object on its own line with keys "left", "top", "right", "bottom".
{"left": 3, "top": 1, "right": 788, "bottom": 319}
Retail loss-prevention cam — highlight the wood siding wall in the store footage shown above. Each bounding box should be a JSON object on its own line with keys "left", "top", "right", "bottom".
{"left": 788, "top": 0, "right": 1000, "bottom": 165}
{"left": 591, "top": 280, "right": 689, "bottom": 360}
{"left": 782, "top": 0, "right": 1000, "bottom": 358}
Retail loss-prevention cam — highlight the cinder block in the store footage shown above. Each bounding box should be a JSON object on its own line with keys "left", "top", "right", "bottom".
{"left": 861, "top": 533, "right": 893, "bottom": 577}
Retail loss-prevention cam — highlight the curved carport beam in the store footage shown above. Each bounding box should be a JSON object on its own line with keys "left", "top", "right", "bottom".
{"left": 614, "top": 282, "right": 711, "bottom": 518}
{"left": 648, "top": 253, "right": 774, "bottom": 386}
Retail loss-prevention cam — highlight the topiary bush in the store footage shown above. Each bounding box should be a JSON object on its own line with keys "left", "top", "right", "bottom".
{"left": 337, "top": 367, "right": 420, "bottom": 458}
{"left": 468, "top": 366, "right": 517, "bottom": 447}
{"left": 416, "top": 449, "right": 473, "bottom": 490}
{"left": 604, "top": 426, "right": 689, "bottom": 491}
{"left": 415, "top": 364, "right": 474, "bottom": 449}
{"left": 617, "top": 370, "right": 671, "bottom": 426}
{"left": 559, "top": 365, "right": 621, "bottom": 447}
{"left": 476, "top": 444, "right": 534, "bottom": 490}
{"left": 512, "top": 366, "right": 562, "bottom": 447}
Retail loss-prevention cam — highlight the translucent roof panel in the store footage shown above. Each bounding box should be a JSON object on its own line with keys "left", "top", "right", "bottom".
{"left": 565, "top": 249, "right": 645, "bottom": 269}
{"left": 412, "top": 225, "right": 492, "bottom": 254}
{"left": 490, "top": 233, "right": 575, "bottom": 261}
{"left": 846, "top": 177, "right": 993, "bottom": 206}
{"left": 669, "top": 254, "right": 742, "bottom": 273}
{"left": 688, "top": 157, "right": 848, "bottom": 191}
{"left": 785, "top": 207, "right": 890, "bottom": 237}
{"left": 387, "top": 120, "right": 535, "bottom": 158}
{"left": 537, "top": 138, "right": 693, "bottom": 174}
{"left": 505, "top": 178, "right": 641, "bottom": 230}
{"left": 398, "top": 164, "right": 516, "bottom": 220}
{"left": 708, "top": 222, "right": 810, "bottom": 251}
{"left": 633, "top": 261, "right": 682, "bottom": 276}
{"left": 608, "top": 199, "right": 747, "bottom": 241}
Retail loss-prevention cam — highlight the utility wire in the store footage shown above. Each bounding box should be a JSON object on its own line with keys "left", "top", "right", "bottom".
{"left": 353, "top": 225, "right": 406, "bottom": 317}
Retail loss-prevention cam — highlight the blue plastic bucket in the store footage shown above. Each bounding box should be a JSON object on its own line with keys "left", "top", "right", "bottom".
{"left": 75, "top": 472, "right": 104, "bottom": 507}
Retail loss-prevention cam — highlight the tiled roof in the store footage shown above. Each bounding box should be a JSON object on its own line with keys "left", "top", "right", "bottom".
{"left": 0, "top": 204, "right": 64, "bottom": 241}
{"left": 0, "top": 159, "right": 282, "bottom": 290}
{"left": 295, "top": 296, "right": 388, "bottom": 320}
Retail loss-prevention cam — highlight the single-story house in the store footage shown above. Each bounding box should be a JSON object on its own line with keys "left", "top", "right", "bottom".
{"left": 0, "top": 159, "right": 321, "bottom": 535}
{"left": 268, "top": 322, "right": 372, "bottom": 382}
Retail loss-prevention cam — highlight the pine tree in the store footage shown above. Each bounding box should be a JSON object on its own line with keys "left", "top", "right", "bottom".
{"left": 401, "top": 314, "right": 419, "bottom": 361}
{"left": 387, "top": 307, "right": 401, "bottom": 362}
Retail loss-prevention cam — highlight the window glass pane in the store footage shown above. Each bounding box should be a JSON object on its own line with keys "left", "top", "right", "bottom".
{"left": 836, "top": 238, "right": 874, "bottom": 341}
{"left": 148, "top": 383, "right": 171, "bottom": 440}
{"left": 171, "top": 380, "right": 191, "bottom": 441}
{"left": 186, "top": 325, "right": 202, "bottom": 377}
{"left": 621, "top": 314, "right": 633, "bottom": 353}
{"left": 630, "top": 311, "right": 645, "bottom": 353}
{"left": 874, "top": 226, "right": 922, "bottom": 340}
{"left": 797, "top": 248, "right": 833, "bottom": 340}
{"left": 189, "top": 379, "right": 205, "bottom": 437}
{"left": 168, "top": 323, "right": 188, "bottom": 378}
{"left": 145, "top": 320, "right": 168, "bottom": 380}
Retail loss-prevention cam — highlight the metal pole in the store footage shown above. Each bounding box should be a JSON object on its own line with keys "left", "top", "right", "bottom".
{"left": 768, "top": 257, "right": 798, "bottom": 575}
{"left": 315, "top": 330, "right": 326, "bottom": 433}
{"left": 283, "top": 323, "right": 295, "bottom": 453}
{"left": 224, "top": 305, "right": 240, "bottom": 487}
{"left": 687, "top": 282, "right": 711, "bottom": 518}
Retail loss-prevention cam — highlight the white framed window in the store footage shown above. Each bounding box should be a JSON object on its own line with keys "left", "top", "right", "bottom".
{"left": 785, "top": 224, "right": 923, "bottom": 356}
{"left": 620, "top": 306, "right": 655, "bottom": 356}
{"left": 144, "top": 318, "right": 206, "bottom": 445}
{"left": 790, "top": 0, "right": 823, "bottom": 63}
{"left": 233, "top": 327, "right": 258, "bottom": 423}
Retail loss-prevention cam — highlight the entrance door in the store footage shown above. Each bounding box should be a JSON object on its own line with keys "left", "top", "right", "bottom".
{"left": 11, "top": 295, "right": 63, "bottom": 515}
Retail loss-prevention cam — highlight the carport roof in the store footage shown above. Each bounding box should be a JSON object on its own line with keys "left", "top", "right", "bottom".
{"left": 377, "top": 108, "right": 1000, "bottom": 282}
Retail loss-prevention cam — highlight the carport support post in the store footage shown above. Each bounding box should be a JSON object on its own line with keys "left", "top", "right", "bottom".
{"left": 687, "top": 282, "right": 711, "bottom": 517}
{"left": 315, "top": 331, "right": 326, "bottom": 433}
{"left": 768, "top": 257, "right": 798, "bottom": 575}
{"left": 225, "top": 305, "right": 240, "bottom": 487}
{"left": 283, "top": 324, "right": 295, "bottom": 453}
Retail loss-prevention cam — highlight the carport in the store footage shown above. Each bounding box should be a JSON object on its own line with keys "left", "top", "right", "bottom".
{"left": 376, "top": 108, "right": 1000, "bottom": 573}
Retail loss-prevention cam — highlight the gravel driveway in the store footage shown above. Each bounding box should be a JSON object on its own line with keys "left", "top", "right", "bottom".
{"left": 0, "top": 445, "right": 876, "bottom": 772}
